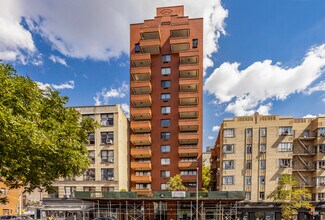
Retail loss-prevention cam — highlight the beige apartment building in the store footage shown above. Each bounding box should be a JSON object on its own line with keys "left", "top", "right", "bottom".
{"left": 26, "top": 104, "right": 129, "bottom": 202}
{"left": 211, "top": 113, "right": 325, "bottom": 205}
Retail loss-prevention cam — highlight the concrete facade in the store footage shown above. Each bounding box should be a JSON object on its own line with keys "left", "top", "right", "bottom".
{"left": 0, "top": 183, "right": 21, "bottom": 215}
{"left": 129, "top": 5, "right": 203, "bottom": 192}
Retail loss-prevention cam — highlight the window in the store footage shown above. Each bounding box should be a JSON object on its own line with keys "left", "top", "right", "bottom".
{"left": 260, "top": 128, "right": 267, "bottom": 137}
{"left": 246, "top": 145, "right": 252, "bottom": 154}
{"left": 161, "top": 145, "right": 171, "bottom": 153}
{"left": 317, "top": 177, "right": 325, "bottom": 185}
{"left": 101, "top": 169, "right": 114, "bottom": 180}
{"left": 161, "top": 171, "right": 170, "bottom": 178}
{"left": 245, "top": 176, "right": 251, "bottom": 185}
{"left": 260, "top": 144, "right": 266, "bottom": 153}
{"left": 135, "top": 43, "right": 140, "bottom": 52}
{"left": 83, "top": 187, "right": 95, "bottom": 192}
{"left": 259, "top": 160, "right": 266, "bottom": 169}
{"left": 192, "top": 39, "right": 198, "bottom": 48}
{"left": 180, "top": 157, "right": 197, "bottom": 162}
{"left": 161, "top": 132, "right": 171, "bottom": 140}
{"left": 278, "top": 142, "right": 293, "bottom": 152}
{"left": 184, "top": 182, "right": 197, "bottom": 188}
{"left": 223, "top": 160, "right": 234, "bottom": 169}
{"left": 161, "top": 183, "right": 168, "bottom": 190}
{"left": 101, "top": 132, "right": 114, "bottom": 144}
{"left": 223, "top": 176, "right": 234, "bottom": 185}
{"left": 88, "top": 150, "right": 95, "bottom": 164}
{"left": 259, "top": 176, "right": 265, "bottom": 185}
{"left": 319, "top": 144, "right": 325, "bottom": 152}
{"left": 161, "top": 93, "right": 171, "bottom": 101}
{"left": 278, "top": 159, "right": 292, "bottom": 168}
{"left": 245, "top": 192, "right": 251, "bottom": 200}
{"left": 161, "top": 106, "right": 171, "bottom": 114}
{"left": 64, "top": 186, "right": 76, "bottom": 197}
{"left": 161, "top": 67, "right": 171, "bottom": 75}
{"left": 102, "top": 187, "right": 114, "bottom": 192}
{"left": 319, "top": 161, "right": 325, "bottom": 169}
{"left": 223, "top": 128, "right": 234, "bottom": 138}
{"left": 100, "top": 113, "right": 114, "bottom": 126}
{"left": 101, "top": 150, "right": 114, "bottom": 163}
{"left": 162, "top": 54, "right": 171, "bottom": 63}
{"left": 48, "top": 187, "right": 59, "bottom": 198}
{"left": 85, "top": 132, "right": 95, "bottom": 145}
{"left": 161, "top": 80, "right": 171, "bottom": 88}
{"left": 259, "top": 192, "right": 265, "bottom": 200}
{"left": 246, "top": 160, "right": 252, "bottom": 169}
{"left": 279, "top": 126, "right": 293, "bottom": 135}
{"left": 181, "top": 170, "right": 197, "bottom": 175}
{"left": 318, "top": 128, "right": 325, "bottom": 136}
{"left": 136, "top": 183, "right": 151, "bottom": 189}
{"left": 161, "top": 158, "right": 170, "bottom": 165}
{"left": 161, "top": 119, "right": 170, "bottom": 127}
{"left": 246, "top": 128, "right": 253, "bottom": 137}
{"left": 82, "top": 114, "right": 94, "bottom": 120}
{"left": 135, "top": 171, "right": 151, "bottom": 176}
{"left": 83, "top": 169, "right": 95, "bottom": 181}
{"left": 222, "top": 144, "right": 234, "bottom": 154}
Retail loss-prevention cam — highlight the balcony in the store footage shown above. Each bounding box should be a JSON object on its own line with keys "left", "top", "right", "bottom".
{"left": 131, "top": 94, "right": 152, "bottom": 108}
{"left": 178, "top": 132, "right": 199, "bottom": 145}
{"left": 179, "top": 51, "right": 199, "bottom": 65}
{"left": 130, "top": 134, "right": 151, "bottom": 145}
{"left": 178, "top": 161, "right": 198, "bottom": 170}
{"left": 170, "top": 28, "right": 190, "bottom": 38}
{"left": 140, "top": 39, "right": 160, "bottom": 55}
{"left": 130, "top": 53, "right": 151, "bottom": 68}
{"left": 179, "top": 106, "right": 199, "bottom": 119}
{"left": 179, "top": 119, "right": 199, "bottom": 132}
{"left": 178, "top": 146, "right": 198, "bottom": 157}
{"left": 131, "top": 108, "right": 152, "bottom": 120}
{"left": 131, "top": 175, "right": 152, "bottom": 183}
{"left": 181, "top": 175, "right": 197, "bottom": 182}
{"left": 179, "top": 66, "right": 199, "bottom": 79}
{"left": 131, "top": 188, "right": 152, "bottom": 194}
{"left": 179, "top": 93, "right": 199, "bottom": 106}
{"left": 170, "top": 37, "right": 190, "bottom": 53}
{"left": 131, "top": 81, "right": 152, "bottom": 95}
{"left": 179, "top": 78, "right": 199, "bottom": 92}
{"left": 131, "top": 148, "right": 152, "bottom": 158}
{"left": 130, "top": 121, "right": 151, "bottom": 133}
{"left": 131, "top": 162, "right": 152, "bottom": 171}
{"left": 140, "top": 26, "right": 160, "bottom": 40}
{"left": 131, "top": 67, "right": 151, "bottom": 81}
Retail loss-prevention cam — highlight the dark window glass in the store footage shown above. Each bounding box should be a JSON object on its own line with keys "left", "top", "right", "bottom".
{"left": 161, "top": 80, "right": 171, "bottom": 88}
{"left": 192, "top": 39, "right": 198, "bottom": 48}
{"left": 161, "top": 132, "right": 171, "bottom": 140}
{"left": 162, "top": 55, "right": 171, "bottom": 63}
{"left": 161, "top": 119, "right": 170, "bottom": 127}
{"left": 161, "top": 93, "right": 171, "bottom": 101}
{"left": 135, "top": 43, "right": 140, "bottom": 52}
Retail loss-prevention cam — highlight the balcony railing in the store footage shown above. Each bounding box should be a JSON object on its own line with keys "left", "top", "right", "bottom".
{"left": 131, "top": 67, "right": 151, "bottom": 81}
{"left": 131, "top": 94, "right": 152, "bottom": 108}
{"left": 131, "top": 175, "right": 152, "bottom": 183}
{"left": 178, "top": 132, "right": 199, "bottom": 144}
{"left": 130, "top": 53, "right": 151, "bottom": 68}
{"left": 179, "top": 106, "right": 199, "bottom": 119}
{"left": 131, "top": 162, "right": 152, "bottom": 171}
{"left": 131, "top": 107, "right": 152, "bottom": 120}
{"left": 178, "top": 161, "right": 198, "bottom": 170}
{"left": 131, "top": 81, "right": 152, "bottom": 95}
{"left": 130, "top": 134, "right": 151, "bottom": 145}
{"left": 130, "top": 148, "right": 152, "bottom": 158}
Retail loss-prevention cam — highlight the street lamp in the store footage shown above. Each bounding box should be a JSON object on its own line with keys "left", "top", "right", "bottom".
{"left": 196, "top": 166, "right": 199, "bottom": 220}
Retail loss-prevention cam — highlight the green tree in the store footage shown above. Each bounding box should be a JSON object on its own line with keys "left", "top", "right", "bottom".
{"left": 202, "top": 164, "right": 211, "bottom": 191}
{"left": 267, "top": 174, "right": 312, "bottom": 220}
{"left": 167, "top": 174, "right": 187, "bottom": 191}
{"left": 0, "top": 63, "right": 97, "bottom": 201}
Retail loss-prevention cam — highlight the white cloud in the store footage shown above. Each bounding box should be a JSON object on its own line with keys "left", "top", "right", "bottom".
{"left": 49, "top": 54, "right": 68, "bottom": 66}
{"left": 121, "top": 103, "right": 130, "bottom": 118}
{"left": 212, "top": 125, "right": 220, "bottom": 132}
{"left": 322, "top": 97, "right": 325, "bottom": 103}
{"left": 304, "top": 81, "right": 325, "bottom": 95}
{"left": 1, "top": 1, "right": 227, "bottom": 67}
{"left": 205, "top": 44, "right": 325, "bottom": 116}
{"left": 303, "top": 114, "right": 316, "bottom": 118}
{"left": 208, "top": 136, "right": 215, "bottom": 140}
{"left": 94, "top": 82, "right": 129, "bottom": 105}
{"left": 36, "top": 80, "right": 75, "bottom": 90}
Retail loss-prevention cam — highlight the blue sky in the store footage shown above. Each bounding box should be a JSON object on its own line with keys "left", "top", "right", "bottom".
{"left": 1, "top": 0, "right": 324, "bottom": 150}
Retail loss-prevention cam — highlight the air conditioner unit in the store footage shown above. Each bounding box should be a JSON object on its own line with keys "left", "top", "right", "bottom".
{"left": 107, "top": 139, "right": 113, "bottom": 144}
{"left": 108, "top": 159, "right": 114, "bottom": 163}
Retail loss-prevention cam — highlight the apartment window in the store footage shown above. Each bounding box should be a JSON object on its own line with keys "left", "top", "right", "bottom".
{"left": 161, "top": 119, "right": 170, "bottom": 127}
{"left": 64, "top": 186, "right": 76, "bottom": 197}
{"left": 161, "top": 106, "right": 171, "bottom": 114}
{"left": 223, "top": 176, "right": 234, "bottom": 185}
{"left": 161, "top": 67, "right": 171, "bottom": 75}
{"left": 101, "top": 150, "right": 114, "bottom": 163}
{"left": 181, "top": 170, "right": 197, "bottom": 175}
{"left": 83, "top": 187, "right": 95, "bottom": 192}
{"left": 83, "top": 169, "right": 95, "bottom": 181}
{"left": 184, "top": 182, "right": 197, "bottom": 188}
{"left": 161, "top": 132, "right": 171, "bottom": 140}
{"left": 317, "top": 177, "right": 325, "bottom": 185}
{"left": 319, "top": 161, "right": 325, "bottom": 169}
{"left": 259, "top": 160, "right": 266, "bottom": 169}
{"left": 319, "top": 144, "right": 325, "bottom": 152}
{"left": 86, "top": 132, "right": 95, "bottom": 145}
{"left": 223, "top": 160, "right": 234, "bottom": 169}
{"left": 222, "top": 144, "right": 234, "bottom": 154}
{"left": 162, "top": 54, "right": 171, "bottom": 63}
{"left": 260, "top": 128, "right": 267, "bottom": 137}
{"left": 101, "top": 168, "right": 114, "bottom": 180}
{"left": 135, "top": 43, "right": 140, "bottom": 52}
{"left": 245, "top": 176, "right": 251, "bottom": 185}
{"left": 48, "top": 187, "right": 59, "bottom": 198}
{"left": 246, "top": 128, "right": 253, "bottom": 137}
{"left": 223, "top": 128, "right": 234, "bottom": 138}
{"left": 278, "top": 142, "right": 293, "bottom": 152}
{"left": 192, "top": 39, "right": 198, "bottom": 48}
{"left": 100, "top": 113, "right": 114, "bottom": 126}
{"left": 161, "top": 158, "right": 170, "bottom": 165}
{"left": 161, "top": 80, "right": 171, "bottom": 88}
{"left": 136, "top": 171, "right": 151, "bottom": 176}
{"left": 259, "top": 176, "right": 265, "bottom": 185}
{"left": 260, "top": 144, "right": 266, "bottom": 153}
{"left": 318, "top": 128, "right": 325, "bottom": 136}
{"left": 102, "top": 187, "right": 114, "bottom": 192}
{"left": 278, "top": 159, "right": 292, "bottom": 168}
{"left": 101, "top": 132, "right": 114, "bottom": 144}
{"left": 82, "top": 114, "right": 94, "bottom": 120}
{"left": 161, "top": 145, "right": 171, "bottom": 153}
{"left": 319, "top": 193, "right": 325, "bottom": 201}
{"left": 161, "top": 93, "right": 171, "bottom": 101}
{"left": 161, "top": 171, "right": 170, "bottom": 178}
{"left": 245, "top": 192, "right": 251, "bottom": 200}
{"left": 161, "top": 183, "right": 168, "bottom": 190}
{"left": 88, "top": 150, "right": 95, "bottom": 164}
{"left": 180, "top": 157, "right": 197, "bottom": 162}
{"left": 259, "top": 192, "right": 265, "bottom": 200}
{"left": 136, "top": 183, "right": 151, "bottom": 189}
{"left": 279, "top": 126, "right": 293, "bottom": 135}
{"left": 246, "top": 145, "right": 252, "bottom": 154}
{"left": 0, "top": 188, "right": 5, "bottom": 196}
{"left": 246, "top": 160, "right": 252, "bottom": 169}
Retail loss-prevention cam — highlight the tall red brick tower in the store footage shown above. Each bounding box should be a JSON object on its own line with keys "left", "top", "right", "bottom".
{"left": 129, "top": 5, "right": 203, "bottom": 193}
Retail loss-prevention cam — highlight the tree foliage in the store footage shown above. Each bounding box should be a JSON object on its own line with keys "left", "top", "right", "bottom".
{"left": 202, "top": 164, "right": 211, "bottom": 191}
{"left": 0, "top": 63, "right": 97, "bottom": 196}
{"left": 267, "top": 174, "right": 312, "bottom": 220}
{"left": 167, "top": 174, "right": 187, "bottom": 191}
